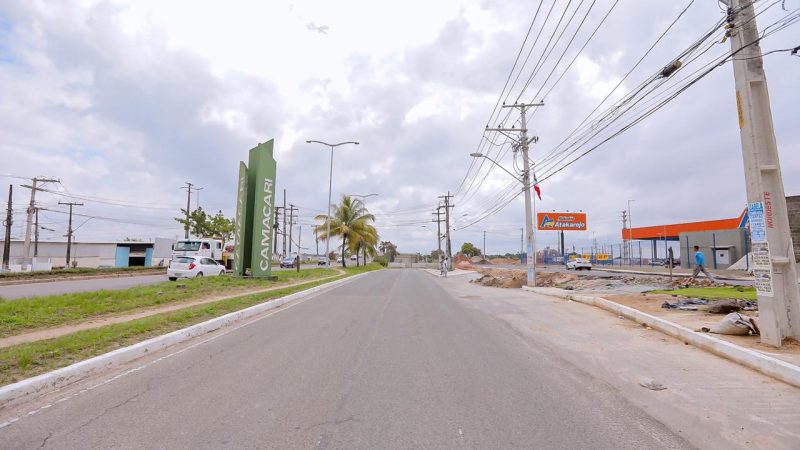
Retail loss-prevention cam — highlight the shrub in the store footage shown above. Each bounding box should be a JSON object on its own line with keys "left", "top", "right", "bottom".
{"left": 373, "top": 255, "right": 389, "bottom": 267}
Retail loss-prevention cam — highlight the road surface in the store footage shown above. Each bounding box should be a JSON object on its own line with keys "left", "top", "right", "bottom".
{"left": 3, "top": 269, "right": 798, "bottom": 448}
{"left": 0, "top": 275, "right": 168, "bottom": 300}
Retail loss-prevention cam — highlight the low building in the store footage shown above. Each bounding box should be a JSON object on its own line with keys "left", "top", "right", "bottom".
{"left": 0, "top": 238, "right": 174, "bottom": 269}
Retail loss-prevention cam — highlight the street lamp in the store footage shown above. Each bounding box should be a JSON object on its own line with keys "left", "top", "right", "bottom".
{"left": 628, "top": 199, "right": 635, "bottom": 264}
{"left": 471, "top": 152, "right": 537, "bottom": 287}
{"left": 306, "top": 140, "right": 360, "bottom": 266}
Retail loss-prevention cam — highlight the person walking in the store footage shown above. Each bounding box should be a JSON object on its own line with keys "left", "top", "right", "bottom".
{"left": 688, "top": 245, "right": 716, "bottom": 283}
{"left": 440, "top": 255, "right": 448, "bottom": 278}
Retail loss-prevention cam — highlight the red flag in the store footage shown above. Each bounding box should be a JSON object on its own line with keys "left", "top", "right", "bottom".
{"left": 533, "top": 184, "right": 542, "bottom": 200}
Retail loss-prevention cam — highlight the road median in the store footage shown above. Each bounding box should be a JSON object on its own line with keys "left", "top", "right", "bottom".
{"left": 0, "top": 264, "right": 382, "bottom": 406}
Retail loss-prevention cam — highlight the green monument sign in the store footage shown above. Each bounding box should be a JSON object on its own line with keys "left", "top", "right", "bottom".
{"left": 232, "top": 140, "right": 277, "bottom": 277}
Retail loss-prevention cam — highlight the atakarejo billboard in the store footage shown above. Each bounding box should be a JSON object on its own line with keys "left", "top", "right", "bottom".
{"left": 537, "top": 212, "right": 587, "bottom": 231}
{"left": 232, "top": 140, "right": 277, "bottom": 277}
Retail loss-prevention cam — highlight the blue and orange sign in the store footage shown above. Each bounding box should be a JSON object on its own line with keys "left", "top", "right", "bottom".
{"left": 537, "top": 212, "right": 587, "bottom": 231}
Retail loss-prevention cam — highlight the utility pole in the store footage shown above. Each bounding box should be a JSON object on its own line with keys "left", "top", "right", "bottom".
{"left": 288, "top": 204, "right": 298, "bottom": 255}
{"left": 21, "top": 177, "right": 59, "bottom": 269}
{"left": 439, "top": 192, "right": 454, "bottom": 270}
{"left": 59, "top": 201, "right": 83, "bottom": 268}
{"left": 273, "top": 206, "right": 281, "bottom": 256}
{"left": 296, "top": 224, "right": 301, "bottom": 273}
{"left": 487, "top": 102, "right": 543, "bottom": 286}
{"left": 180, "top": 182, "right": 195, "bottom": 239}
{"left": 2, "top": 184, "right": 12, "bottom": 270}
{"left": 722, "top": 0, "right": 800, "bottom": 346}
{"left": 282, "top": 189, "right": 287, "bottom": 257}
{"left": 621, "top": 210, "right": 628, "bottom": 264}
{"left": 34, "top": 208, "right": 39, "bottom": 257}
{"left": 432, "top": 206, "right": 444, "bottom": 259}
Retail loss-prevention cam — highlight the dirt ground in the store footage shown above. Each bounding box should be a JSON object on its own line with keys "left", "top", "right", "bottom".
{"left": 603, "top": 293, "right": 800, "bottom": 366}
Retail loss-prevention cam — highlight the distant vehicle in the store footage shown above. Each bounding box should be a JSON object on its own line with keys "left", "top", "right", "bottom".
{"left": 336, "top": 257, "right": 343, "bottom": 263}
{"left": 318, "top": 256, "right": 328, "bottom": 266}
{"left": 172, "top": 238, "right": 223, "bottom": 262}
{"left": 280, "top": 256, "right": 297, "bottom": 268}
{"left": 566, "top": 258, "right": 592, "bottom": 271}
{"left": 350, "top": 255, "right": 357, "bottom": 261}
{"left": 168, "top": 256, "right": 226, "bottom": 280}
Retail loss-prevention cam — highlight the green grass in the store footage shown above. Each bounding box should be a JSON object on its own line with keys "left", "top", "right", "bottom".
{"left": 0, "top": 264, "right": 383, "bottom": 385}
{"left": 0, "top": 268, "right": 343, "bottom": 337}
{"left": 650, "top": 285, "right": 757, "bottom": 301}
{"left": 0, "top": 265, "right": 164, "bottom": 280}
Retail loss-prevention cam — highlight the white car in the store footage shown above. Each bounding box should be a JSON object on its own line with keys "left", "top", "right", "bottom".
{"left": 168, "top": 256, "right": 226, "bottom": 280}
{"left": 566, "top": 258, "right": 592, "bottom": 271}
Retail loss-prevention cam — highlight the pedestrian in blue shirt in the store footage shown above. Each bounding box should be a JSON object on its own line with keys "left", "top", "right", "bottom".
{"left": 689, "top": 245, "right": 716, "bottom": 283}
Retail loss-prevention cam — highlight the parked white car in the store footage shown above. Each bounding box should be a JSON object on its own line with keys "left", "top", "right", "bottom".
{"left": 168, "top": 256, "right": 226, "bottom": 280}
{"left": 566, "top": 258, "right": 592, "bottom": 271}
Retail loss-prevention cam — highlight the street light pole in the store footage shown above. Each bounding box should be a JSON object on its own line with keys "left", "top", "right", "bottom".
{"left": 627, "top": 199, "right": 635, "bottom": 263}
{"left": 307, "top": 140, "right": 359, "bottom": 266}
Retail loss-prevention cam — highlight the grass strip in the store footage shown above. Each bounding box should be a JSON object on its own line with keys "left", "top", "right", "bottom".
{"left": 0, "top": 266, "right": 164, "bottom": 280}
{"left": 650, "top": 285, "right": 756, "bottom": 301}
{"left": 0, "top": 268, "right": 340, "bottom": 337}
{"left": 0, "top": 264, "right": 383, "bottom": 385}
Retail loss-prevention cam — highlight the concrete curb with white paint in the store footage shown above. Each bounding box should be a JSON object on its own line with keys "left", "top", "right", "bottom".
{"left": 0, "top": 272, "right": 374, "bottom": 409}
{"left": 522, "top": 286, "right": 800, "bottom": 389}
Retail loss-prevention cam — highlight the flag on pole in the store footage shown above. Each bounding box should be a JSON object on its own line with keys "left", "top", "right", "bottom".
{"left": 532, "top": 171, "right": 542, "bottom": 200}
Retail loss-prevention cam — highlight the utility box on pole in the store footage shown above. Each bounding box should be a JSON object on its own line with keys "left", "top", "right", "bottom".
{"left": 723, "top": 0, "right": 800, "bottom": 346}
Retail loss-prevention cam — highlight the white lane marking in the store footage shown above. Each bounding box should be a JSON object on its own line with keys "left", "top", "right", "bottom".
{"left": 0, "top": 283, "right": 341, "bottom": 430}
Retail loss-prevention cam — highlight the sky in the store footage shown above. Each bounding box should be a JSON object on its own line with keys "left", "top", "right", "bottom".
{"left": 0, "top": 0, "right": 798, "bottom": 258}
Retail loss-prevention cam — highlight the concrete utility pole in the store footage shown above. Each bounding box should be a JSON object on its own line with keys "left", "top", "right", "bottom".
{"left": 180, "top": 182, "right": 195, "bottom": 239}
{"left": 486, "top": 102, "right": 544, "bottom": 287}
{"left": 2, "top": 184, "right": 12, "bottom": 270}
{"left": 721, "top": 0, "right": 800, "bottom": 346}
{"left": 59, "top": 201, "right": 83, "bottom": 268}
{"left": 273, "top": 206, "right": 281, "bottom": 256}
{"left": 627, "top": 199, "right": 635, "bottom": 263}
{"left": 621, "top": 210, "right": 628, "bottom": 263}
{"left": 439, "top": 193, "right": 454, "bottom": 270}
{"left": 282, "top": 189, "right": 287, "bottom": 257}
{"left": 21, "top": 177, "right": 59, "bottom": 269}
{"left": 288, "top": 204, "right": 298, "bottom": 255}
{"left": 296, "top": 224, "right": 301, "bottom": 273}
{"left": 432, "top": 206, "right": 444, "bottom": 259}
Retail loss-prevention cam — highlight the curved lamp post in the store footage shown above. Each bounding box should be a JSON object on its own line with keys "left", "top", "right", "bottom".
{"left": 306, "top": 140, "right": 359, "bottom": 265}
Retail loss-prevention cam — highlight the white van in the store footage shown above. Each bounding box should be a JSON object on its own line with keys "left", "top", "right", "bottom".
{"left": 172, "top": 238, "right": 223, "bottom": 262}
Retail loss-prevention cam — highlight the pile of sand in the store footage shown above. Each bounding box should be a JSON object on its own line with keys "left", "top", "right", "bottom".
{"left": 470, "top": 268, "right": 527, "bottom": 289}
{"left": 489, "top": 258, "right": 521, "bottom": 265}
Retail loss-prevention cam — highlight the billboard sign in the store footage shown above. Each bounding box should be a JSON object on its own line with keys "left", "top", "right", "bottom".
{"left": 537, "top": 212, "right": 587, "bottom": 231}
{"left": 232, "top": 139, "right": 278, "bottom": 278}
{"left": 232, "top": 162, "right": 249, "bottom": 276}
{"left": 248, "top": 140, "right": 278, "bottom": 278}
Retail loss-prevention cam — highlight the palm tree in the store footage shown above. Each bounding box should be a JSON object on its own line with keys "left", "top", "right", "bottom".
{"left": 315, "top": 195, "right": 376, "bottom": 268}
{"left": 349, "top": 220, "right": 379, "bottom": 267}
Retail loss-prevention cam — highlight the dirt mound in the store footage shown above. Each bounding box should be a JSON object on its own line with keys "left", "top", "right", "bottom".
{"left": 470, "top": 268, "right": 526, "bottom": 288}
{"left": 490, "top": 258, "right": 521, "bottom": 265}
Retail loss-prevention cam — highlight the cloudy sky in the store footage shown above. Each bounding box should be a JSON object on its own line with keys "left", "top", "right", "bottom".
{"left": 1, "top": 0, "right": 798, "bottom": 257}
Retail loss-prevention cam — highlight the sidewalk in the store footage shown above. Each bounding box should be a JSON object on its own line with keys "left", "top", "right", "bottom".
{"left": 439, "top": 276, "right": 800, "bottom": 449}
{"left": 539, "top": 264, "right": 754, "bottom": 282}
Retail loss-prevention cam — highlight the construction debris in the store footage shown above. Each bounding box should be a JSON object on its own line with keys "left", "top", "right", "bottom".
{"left": 662, "top": 298, "right": 708, "bottom": 311}
{"left": 701, "top": 312, "right": 760, "bottom": 336}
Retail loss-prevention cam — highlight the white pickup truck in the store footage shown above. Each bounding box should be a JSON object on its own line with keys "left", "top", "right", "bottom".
{"left": 172, "top": 238, "right": 224, "bottom": 262}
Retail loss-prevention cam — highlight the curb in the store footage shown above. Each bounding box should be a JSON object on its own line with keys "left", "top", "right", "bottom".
{"left": 0, "top": 272, "right": 373, "bottom": 409}
{"left": 0, "top": 270, "right": 167, "bottom": 287}
{"left": 522, "top": 286, "right": 800, "bottom": 389}
{"left": 422, "top": 269, "right": 476, "bottom": 278}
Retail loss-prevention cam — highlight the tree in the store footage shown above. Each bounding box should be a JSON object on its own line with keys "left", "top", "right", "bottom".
{"left": 460, "top": 242, "right": 481, "bottom": 257}
{"left": 315, "top": 195, "right": 376, "bottom": 268}
{"left": 379, "top": 241, "right": 398, "bottom": 262}
{"left": 430, "top": 249, "right": 443, "bottom": 260}
{"left": 175, "top": 207, "right": 235, "bottom": 242}
{"left": 349, "top": 219, "right": 379, "bottom": 267}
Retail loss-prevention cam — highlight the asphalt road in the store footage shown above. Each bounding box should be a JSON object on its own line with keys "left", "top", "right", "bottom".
{"left": 0, "top": 270, "right": 690, "bottom": 449}
{"left": 0, "top": 275, "right": 168, "bottom": 300}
